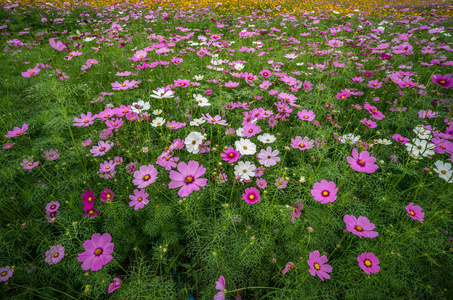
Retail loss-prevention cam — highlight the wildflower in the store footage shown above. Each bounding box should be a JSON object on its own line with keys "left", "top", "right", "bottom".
{"left": 108, "top": 278, "right": 121, "bottom": 294}
{"left": 242, "top": 187, "right": 261, "bottom": 204}
{"left": 168, "top": 161, "right": 207, "bottom": 197}
{"left": 297, "top": 110, "right": 316, "bottom": 121}
{"left": 361, "top": 118, "right": 377, "bottom": 129}
{"left": 357, "top": 253, "right": 380, "bottom": 274}
{"left": 100, "top": 188, "right": 114, "bottom": 203}
{"left": 45, "top": 201, "right": 60, "bottom": 213}
{"left": 129, "top": 189, "right": 149, "bottom": 210}
{"left": 291, "top": 136, "right": 314, "bottom": 150}
{"left": 21, "top": 157, "right": 39, "bottom": 170}
{"left": 77, "top": 233, "right": 114, "bottom": 271}
{"left": 185, "top": 132, "right": 205, "bottom": 154}
{"left": 343, "top": 215, "right": 379, "bottom": 239}
{"left": 405, "top": 139, "right": 435, "bottom": 159}
{"left": 235, "top": 138, "right": 257, "bottom": 155}
{"left": 202, "top": 113, "right": 228, "bottom": 126}
{"left": 376, "top": 139, "right": 391, "bottom": 145}
{"left": 311, "top": 180, "right": 338, "bottom": 204}
{"left": 3, "top": 143, "right": 14, "bottom": 149}
{"left": 242, "top": 123, "right": 262, "bottom": 138}
{"left": 45, "top": 245, "right": 65, "bottom": 265}
{"left": 368, "top": 80, "right": 383, "bottom": 88}
{"left": 307, "top": 250, "right": 332, "bottom": 281}
{"left": 364, "top": 102, "right": 385, "bottom": 120}
{"left": 82, "top": 140, "right": 92, "bottom": 147}
{"left": 132, "top": 164, "right": 158, "bottom": 188}
{"left": 290, "top": 199, "right": 303, "bottom": 223}
{"left": 221, "top": 147, "right": 241, "bottom": 163}
{"left": 0, "top": 266, "right": 14, "bottom": 282}
{"left": 275, "top": 178, "right": 288, "bottom": 189}
{"left": 22, "top": 67, "right": 40, "bottom": 78}
{"left": 81, "top": 189, "right": 95, "bottom": 209}
{"left": 193, "top": 94, "right": 210, "bottom": 107}
{"left": 257, "top": 133, "right": 276, "bottom": 144}
{"left": 234, "top": 161, "right": 256, "bottom": 180}
{"left": 347, "top": 148, "right": 379, "bottom": 174}
{"left": 218, "top": 173, "right": 227, "bottom": 183}
{"left": 339, "top": 133, "right": 360, "bottom": 145}
{"left": 150, "top": 88, "right": 175, "bottom": 99}
{"left": 166, "top": 121, "right": 186, "bottom": 130}
{"left": 257, "top": 147, "right": 280, "bottom": 167}
{"left": 256, "top": 178, "right": 267, "bottom": 189}
{"left": 432, "top": 74, "right": 453, "bottom": 88}
{"left": 111, "top": 80, "right": 135, "bottom": 90}
{"left": 392, "top": 134, "right": 409, "bottom": 145}
{"left": 85, "top": 208, "right": 98, "bottom": 218}
{"left": 90, "top": 141, "right": 113, "bottom": 157}
{"left": 190, "top": 118, "right": 206, "bottom": 126}
{"left": 282, "top": 262, "right": 296, "bottom": 275}
{"left": 433, "top": 161, "right": 453, "bottom": 183}
{"left": 5, "top": 123, "right": 28, "bottom": 138}
{"left": 130, "top": 100, "right": 150, "bottom": 114}
{"left": 49, "top": 38, "right": 66, "bottom": 51}
{"left": 214, "top": 275, "right": 226, "bottom": 300}
{"left": 405, "top": 202, "right": 424, "bottom": 222}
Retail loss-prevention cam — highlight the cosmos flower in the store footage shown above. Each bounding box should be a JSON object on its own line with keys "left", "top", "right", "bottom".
{"left": 405, "top": 202, "right": 424, "bottom": 222}
{"left": 346, "top": 148, "right": 379, "bottom": 174}
{"left": 77, "top": 233, "right": 114, "bottom": 271}
{"left": 357, "top": 253, "right": 380, "bottom": 274}
{"left": 343, "top": 215, "right": 379, "bottom": 239}
{"left": 307, "top": 250, "right": 332, "bottom": 281}
{"left": 129, "top": 189, "right": 149, "bottom": 210}
{"left": 311, "top": 180, "right": 338, "bottom": 204}
{"left": 5, "top": 123, "right": 28, "bottom": 138}
{"left": 108, "top": 278, "right": 121, "bottom": 293}
{"left": 132, "top": 164, "right": 158, "bottom": 188}
{"left": 432, "top": 74, "right": 453, "bottom": 88}
{"left": 257, "top": 147, "right": 280, "bottom": 167}
{"left": 214, "top": 275, "right": 226, "bottom": 300}
{"left": 242, "top": 187, "right": 261, "bottom": 204}
{"left": 45, "top": 245, "right": 65, "bottom": 265}
{"left": 168, "top": 161, "right": 207, "bottom": 197}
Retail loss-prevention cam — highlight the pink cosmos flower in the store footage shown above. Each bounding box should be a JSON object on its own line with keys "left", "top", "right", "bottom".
{"left": 202, "top": 113, "right": 228, "bottom": 126}
{"left": 111, "top": 80, "right": 135, "bottom": 90}
{"left": 21, "top": 157, "right": 39, "bottom": 170}
{"left": 45, "top": 201, "right": 60, "bottom": 213}
{"left": 311, "top": 180, "right": 338, "bottom": 204}
{"left": 82, "top": 139, "right": 92, "bottom": 147}
{"left": 64, "top": 51, "right": 83, "bottom": 60}
{"left": 22, "top": 67, "right": 40, "bottom": 78}
{"left": 166, "top": 121, "right": 186, "bottom": 129}
{"left": 257, "top": 147, "right": 280, "bottom": 167}
{"left": 3, "top": 143, "right": 14, "bottom": 149}
{"left": 347, "top": 148, "right": 379, "bottom": 174}
{"left": 42, "top": 149, "right": 60, "bottom": 160}
{"left": 5, "top": 123, "right": 28, "bottom": 138}
{"left": 260, "top": 70, "right": 271, "bottom": 77}
{"left": 90, "top": 141, "right": 112, "bottom": 157}
{"left": 214, "top": 275, "right": 226, "bottom": 300}
{"left": 73, "top": 112, "right": 97, "bottom": 127}
{"left": 108, "top": 278, "right": 121, "bottom": 293}
{"left": 432, "top": 74, "right": 453, "bottom": 88}
{"left": 368, "top": 80, "right": 383, "bottom": 88}
{"left": 418, "top": 110, "right": 438, "bottom": 119}
{"left": 256, "top": 178, "right": 267, "bottom": 189}
{"left": 100, "top": 188, "right": 114, "bottom": 203}
{"left": 49, "top": 38, "right": 67, "bottom": 51}
{"left": 0, "top": 266, "right": 14, "bottom": 282}
{"left": 132, "top": 164, "right": 158, "bottom": 188}
{"left": 168, "top": 161, "right": 207, "bottom": 197}
{"left": 45, "top": 245, "right": 65, "bottom": 265}
{"left": 242, "top": 123, "right": 262, "bottom": 138}
{"left": 405, "top": 202, "right": 424, "bottom": 222}
{"left": 221, "top": 147, "right": 242, "bottom": 163}
{"left": 291, "top": 136, "right": 314, "bottom": 150}
{"left": 275, "top": 177, "right": 288, "bottom": 189}
{"left": 242, "top": 187, "right": 261, "bottom": 204}
{"left": 174, "top": 78, "right": 190, "bottom": 87}
{"left": 225, "top": 80, "right": 239, "bottom": 88}
{"left": 85, "top": 208, "right": 98, "bottom": 218}
{"left": 357, "top": 252, "right": 380, "bottom": 274}
{"left": 156, "top": 156, "right": 179, "bottom": 171}
{"left": 361, "top": 118, "right": 377, "bottom": 129}
{"left": 129, "top": 189, "right": 149, "bottom": 210}
{"left": 307, "top": 250, "right": 332, "bottom": 281}
{"left": 297, "top": 110, "right": 316, "bottom": 121}
{"left": 77, "top": 233, "right": 114, "bottom": 271}
{"left": 218, "top": 173, "right": 227, "bottom": 183}
{"left": 282, "top": 262, "right": 296, "bottom": 275}
{"left": 82, "top": 189, "right": 95, "bottom": 210}
{"left": 343, "top": 215, "right": 379, "bottom": 239}
{"left": 392, "top": 134, "right": 409, "bottom": 145}
{"left": 100, "top": 160, "right": 116, "bottom": 173}
{"left": 290, "top": 199, "right": 303, "bottom": 223}
{"left": 364, "top": 102, "right": 385, "bottom": 120}
{"left": 336, "top": 91, "right": 350, "bottom": 100}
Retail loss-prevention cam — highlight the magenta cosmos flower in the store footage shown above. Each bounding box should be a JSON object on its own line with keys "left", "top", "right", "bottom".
{"left": 290, "top": 199, "right": 303, "bottom": 223}
{"left": 298, "top": 110, "right": 316, "bottom": 121}
{"left": 347, "top": 148, "right": 379, "bottom": 174}
{"left": 432, "top": 74, "right": 453, "bottom": 88}
{"left": 311, "top": 180, "right": 338, "bottom": 204}
{"left": 5, "top": 123, "right": 28, "bottom": 138}
{"left": 132, "top": 164, "right": 158, "bottom": 188}
{"left": 257, "top": 146, "right": 280, "bottom": 167}
{"left": 343, "top": 215, "right": 378, "bottom": 239}
{"left": 45, "top": 201, "right": 60, "bottom": 213}
{"left": 168, "top": 161, "right": 207, "bottom": 197}
{"left": 307, "top": 250, "right": 332, "bottom": 281}
{"left": 82, "top": 189, "right": 95, "bottom": 210}
{"left": 129, "top": 189, "right": 149, "bottom": 210}
{"left": 357, "top": 252, "right": 380, "bottom": 274}
{"left": 100, "top": 188, "right": 114, "bottom": 203}
{"left": 242, "top": 187, "right": 261, "bottom": 204}
{"left": 214, "top": 275, "right": 226, "bottom": 300}
{"left": 77, "top": 233, "right": 114, "bottom": 271}
{"left": 108, "top": 278, "right": 121, "bottom": 293}
{"left": 0, "top": 266, "right": 14, "bottom": 282}
{"left": 220, "top": 147, "right": 241, "bottom": 163}
{"left": 405, "top": 202, "right": 424, "bottom": 222}
{"left": 45, "top": 245, "right": 65, "bottom": 265}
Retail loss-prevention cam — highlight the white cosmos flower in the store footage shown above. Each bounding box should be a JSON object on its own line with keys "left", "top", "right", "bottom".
{"left": 234, "top": 63, "right": 245, "bottom": 71}
{"left": 150, "top": 88, "right": 174, "bottom": 99}
{"left": 433, "top": 160, "right": 453, "bottom": 183}
{"left": 152, "top": 109, "right": 162, "bottom": 115}
{"left": 190, "top": 118, "right": 206, "bottom": 126}
{"left": 257, "top": 133, "right": 276, "bottom": 144}
{"left": 84, "top": 37, "right": 96, "bottom": 42}
{"left": 151, "top": 117, "right": 165, "bottom": 127}
{"left": 184, "top": 131, "right": 205, "bottom": 154}
{"left": 193, "top": 75, "right": 204, "bottom": 81}
{"left": 405, "top": 138, "right": 435, "bottom": 158}
{"left": 131, "top": 100, "right": 150, "bottom": 113}
{"left": 235, "top": 138, "right": 256, "bottom": 155}
{"left": 193, "top": 94, "right": 210, "bottom": 107}
{"left": 234, "top": 161, "right": 256, "bottom": 180}
{"left": 236, "top": 127, "right": 244, "bottom": 137}
{"left": 376, "top": 139, "right": 392, "bottom": 145}
{"left": 339, "top": 133, "right": 360, "bottom": 145}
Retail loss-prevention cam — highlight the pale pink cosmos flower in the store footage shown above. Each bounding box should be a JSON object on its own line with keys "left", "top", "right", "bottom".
{"left": 214, "top": 275, "right": 226, "bottom": 300}
{"left": 45, "top": 245, "right": 65, "bottom": 265}
{"left": 357, "top": 252, "right": 380, "bottom": 274}
{"left": 132, "top": 164, "right": 158, "bottom": 188}
{"left": 73, "top": 112, "right": 97, "bottom": 127}
{"left": 21, "top": 157, "right": 39, "bottom": 170}
{"left": 275, "top": 177, "right": 287, "bottom": 189}
{"left": 0, "top": 266, "right": 14, "bottom": 282}
{"left": 108, "top": 278, "right": 121, "bottom": 293}
{"left": 90, "top": 141, "right": 113, "bottom": 157}
{"left": 202, "top": 113, "right": 228, "bottom": 126}
{"left": 405, "top": 202, "right": 424, "bottom": 222}
{"left": 311, "top": 180, "right": 338, "bottom": 204}
{"left": 282, "top": 262, "right": 296, "bottom": 275}
{"left": 307, "top": 250, "right": 332, "bottom": 281}
{"left": 22, "top": 67, "right": 40, "bottom": 78}
{"left": 291, "top": 136, "right": 314, "bottom": 150}
{"left": 5, "top": 123, "right": 28, "bottom": 138}
{"left": 297, "top": 110, "right": 316, "bottom": 121}
{"left": 290, "top": 199, "right": 303, "bottom": 223}
{"left": 168, "top": 161, "right": 207, "bottom": 197}
{"left": 42, "top": 149, "right": 60, "bottom": 161}
{"left": 77, "top": 233, "right": 114, "bottom": 271}
{"left": 129, "top": 189, "right": 149, "bottom": 210}
{"left": 257, "top": 147, "right": 280, "bottom": 167}
{"left": 343, "top": 215, "right": 379, "bottom": 239}
{"left": 49, "top": 38, "right": 67, "bottom": 51}
{"left": 346, "top": 148, "right": 379, "bottom": 174}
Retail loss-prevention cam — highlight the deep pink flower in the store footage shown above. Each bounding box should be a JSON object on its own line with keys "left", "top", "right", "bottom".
{"left": 343, "top": 215, "right": 379, "bottom": 239}
{"left": 357, "top": 252, "right": 380, "bottom": 274}
{"left": 82, "top": 139, "right": 92, "bottom": 147}
{"left": 108, "top": 278, "right": 121, "bottom": 293}
{"left": 405, "top": 202, "right": 424, "bottom": 222}
{"left": 45, "top": 245, "right": 65, "bottom": 265}
{"left": 73, "top": 112, "right": 96, "bottom": 127}
{"left": 307, "top": 250, "right": 332, "bottom": 281}
{"left": 214, "top": 275, "right": 226, "bottom": 300}
{"left": 257, "top": 147, "right": 280, "bottom": 167}
{"left": 311, "top": 180, "right": 338, "bottom": 204}
{"left": 221, "top": 147, "right": 241, "bottom": 163}
{"left": 45, "top": 201, "right": 60, "bottom": 213}
{"left": 290, "top": 199, "right": 303, "bottom": 223}
{"left": 0, "top": 266, "right": 14, "bottom": 282}
{"left": 174, "top": 78, "right": 190, "bottom": 88}
{"left": 77, "top": 233, "right": 114, "bottom": 271}
{"left": 129, "top": 189, "right": 149, "bottom": 210}
{"left": 166, "top": 120, "right": 186, "bottom": 129}
{"left": 364, "top": 102, "right": 385, "bottom": 120}
{"left": 22, "top": 67, "right": 40, "bottom": 78}
{"left": 336, "top": 91, "right": 350, "bottom": 99}
{"left": 242, "top": 187, "right": 261, "bottom": 204}
{"left": 132, "top": 164, "right": 158, "bottom": 188}
{"left": 432, "top": 74, "right": 453, "bottom": 88}
{"left": 82, "top": 189, "right": 95, "bottom": 210}
{"left": 392, "top": 134, "right": 409, "bottom": 145}
{"left": 347, "top": 148, "right": 379, "bottom": 174}
{"left": 100, "top": 188, "right": 114, "bottom": 203}
{"left": 297, "top": 110, "right": 316, "bottom": 121}
{"left": 361, "top": 118, "right": 377, "bottom": 128}
{"left": 168, "top": 161, "right": 207, "bottom": 197}
{"left": 85, "top": 208, "right": 98, "bottom": 218}
{"left": 5, "top": 123, "right": 28, "bottom": 138}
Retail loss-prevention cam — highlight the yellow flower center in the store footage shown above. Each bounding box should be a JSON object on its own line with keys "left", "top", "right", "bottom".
{"left": 191, "top": 140, "right": 196, "bottom": 144}
{"left": 410, "top": 210, "right": 415, "bottom": 216}
{"left": 243, "top": 146, "right": 248, "bottom": 150}
{"left": 54, "top": 252, "right": 59, "bottom": 258}
{"left": 185, "top": 176, "right": 193, "bottom": 183}
{"left": 106, "top": 166, "right": 110, "bottom": 169}
{"left": 355, "top": 225, "right": 363, "bottom": 231}
{"left": 364, "top": 259, "right": 372, "bottom": 267}
{"left": 417, "top": 145, "right": 422, "bottom": 149}
{"left": 1, "top": 271, "right": 6, "bottom": 276}
{"left": 314, "top": 263, "right": 320, "bottom": 270}
{"left": 249, "top": 195, "right": 255, "bottom": 200}
{"left": 358, "top": 160, "right": 365, "bottom": 166}
{"left": 122, "top": 84, "right": 126, "bottom": 87}
{"left": 229, "top": 153, "right": 234, "bottom": 157}
{"left": 440, "top": 80, "right": 446, "bottom": 84}
{"left": 94, "top": 248, "right": 102, "bottom": 255}
{"left": 441, "top": 170, "right": 447, "bottom": 175}
{"left": 17, "top": 131, "right": 22, "bottom": 135}
{"left": 138, "top": 197, "right": 143, "bottom": 202}
{"left": 322, "top": 191, "right": 329, "bottom": 196}
{"left": 143, "top": 175, "right": 150, "bottom": 181}
{"left": 243, "top": 169, "right": 247, "bottom": 173}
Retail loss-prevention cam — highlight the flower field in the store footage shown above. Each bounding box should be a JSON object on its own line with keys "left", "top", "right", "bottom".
{"left": 1, "top": 0, "right": 453, "bottom": 298}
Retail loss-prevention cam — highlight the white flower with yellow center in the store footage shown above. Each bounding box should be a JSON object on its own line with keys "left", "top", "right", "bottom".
{"left": 433, "top": 161, "right": 453, "bottom": 183}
